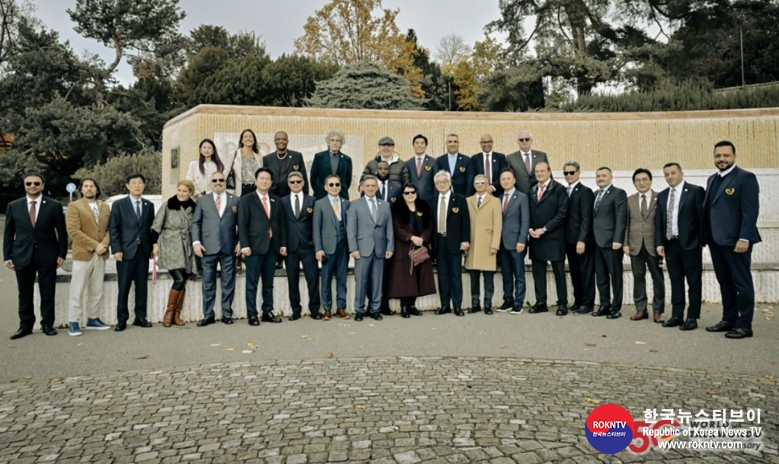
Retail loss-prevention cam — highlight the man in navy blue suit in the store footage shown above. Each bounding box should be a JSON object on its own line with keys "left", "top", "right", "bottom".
{"left": 703, "top": 141, "right": 761, "bottom": 339}
{"left": 435, "top": 134, "right": 475, "bottom": 197}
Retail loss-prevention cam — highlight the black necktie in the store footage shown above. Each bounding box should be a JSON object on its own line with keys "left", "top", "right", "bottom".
{"left": 294, "top": 194, "right": 301, "bottom": 217}
{"left": 381, "top": 182, "right": 386, "bottom": 201}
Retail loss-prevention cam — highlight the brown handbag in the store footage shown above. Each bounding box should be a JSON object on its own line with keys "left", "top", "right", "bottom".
{"left": 408, "top": 244, "right": 430, "bottom": 274}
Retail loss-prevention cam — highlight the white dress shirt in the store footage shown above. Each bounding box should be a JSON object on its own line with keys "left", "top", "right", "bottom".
{"left": 26, "top": 196, "right": 41, "bottom": 222}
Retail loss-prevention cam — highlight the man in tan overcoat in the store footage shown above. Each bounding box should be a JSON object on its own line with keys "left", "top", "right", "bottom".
{"left": 465, "top": 174, "right": 502, "bottom": 315}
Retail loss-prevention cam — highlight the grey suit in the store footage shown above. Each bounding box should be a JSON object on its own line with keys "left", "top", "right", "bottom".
{"left": 313, "top": 196, "right": 349, "bottom": 310}
{"left": 347, "top": 196, "right": 394, "bottom": 315}
{"left": 592, "top": 185, "right": 628, "bottom": 314}
{"left": 191, "top": 192, "right": 240, "bottom": 318}
{"left": 498, "top": 189, "right": 530, "bottom": 307}
{"left": 625, "top": 191, "right": 665, "bottom": 313}
{"left": 505, "top": 150, "right": 549, "bottom": 195}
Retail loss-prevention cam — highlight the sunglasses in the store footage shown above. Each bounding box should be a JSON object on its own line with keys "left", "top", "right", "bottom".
{"left": 289, "top": 180, "right": 303, "bottom": 184}
{"left": 328, "top": 183, "right": 340, "bottom": 187}
{"left": 518, "top": 138, "right": 531, "bottom": 142}
{"left": 25, "top": 182, "right": 42, "bottom": 186}
{"left": 403, "top": 191, "right": 416, "bottom": 195}
{"left": 212, "top": 179, "right": 225, "bottom": 183}
{"left": 563, "top": 171, "right": 576, "bottom": 176}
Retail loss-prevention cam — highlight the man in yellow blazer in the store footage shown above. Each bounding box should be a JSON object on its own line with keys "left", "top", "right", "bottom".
{"left": 65, "top": 178, "right": 112, "bottom": 335}
{"left": 465, "top": 175, "right": 503, "bottom": 315}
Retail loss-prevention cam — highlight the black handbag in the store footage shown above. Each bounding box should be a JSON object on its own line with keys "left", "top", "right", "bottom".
{"left": 226, "top": 151, "right": 238, "bottom": 190}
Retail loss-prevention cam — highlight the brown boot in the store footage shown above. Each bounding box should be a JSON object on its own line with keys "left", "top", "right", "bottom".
{"left": 173, "top": 289, "right": 186, "bottom": 326}
{"left": 630, "top": 310, "right": 649, "bottom": 321}
{"left": 163, "top": 289, "right": 182, "bottom": 327}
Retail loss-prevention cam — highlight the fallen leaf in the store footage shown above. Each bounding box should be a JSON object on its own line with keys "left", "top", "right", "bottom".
{"left": 635, "top": 341, "right": 646, "bottom": 345}
{"left": 210, "top": 344, "right": 220, "bottom": 347}
{"left": 10, "top": 378, "right": 18, "bottom": 383}
{"left": 765, "top": 375, "right": 774, "bottom": 380}
{"left": 585, "top": 343, "right": 597, "bottom": 347}
{"left": 356, "top": 404, "right": 368, "bottom": 410}
{"left": 707, "top": 390, "right": 716, "bottom": 395}
{"left": 52, "top": 377, "right": 64, "bottom": 382}
{"left": 725, "top": 365, "right": 731, "bottom": 369}
{"left": 586, "top": 398, "right": 601, "bottom": 404}
{"left": 327, "top": 352, "right": 334, "bottom": 358}
{"left": 104, "top": 394, "right": 113, "bottom": 398}
{"left": 24, "top": 376, "right": 31, "bottom": 380}
{"left": 135, "top": 355, "right": 149, "bottom": 359}
{"left": 601, "top": 334, "right": 607, "bottom": 338}
{"left": 498, "top": 344, "right": 508, "bottom": 349}
{"left": 241, "top": 350, "right": 253, "bottom": 354}
{"left": 247, "top": 342, "right": 255, "bottom": 348}
{"left": 223, "top": 348, "right": 234, "bottom": 352}
{"left": 349, "top": 332, "right": 356, "bottom": 335}
{"left": 369, "top": 324, "right": 375, "bottom": 327}
{"left": 649, "top": 349, "right": 658, "bottom": 353}
{"left": 120, "top": 350, "right": 129, "bottom": 355}
{"left": 77, "top": 343, "right": 86, "bottom": 346}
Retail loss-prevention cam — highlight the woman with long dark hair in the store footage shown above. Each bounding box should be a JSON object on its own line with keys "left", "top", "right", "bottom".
{"left": 232, "top": 129, "right": 263, "bottom": 197}
{"left": 186, "top": 138, "right": 224, "bottom": 199}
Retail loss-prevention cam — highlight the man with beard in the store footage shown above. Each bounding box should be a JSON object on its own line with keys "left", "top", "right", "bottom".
{"left": 363, "top": 136, "right": 410, "bottom": 186}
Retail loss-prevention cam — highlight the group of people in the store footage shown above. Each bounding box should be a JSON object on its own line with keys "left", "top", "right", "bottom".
{"left": 3, "top": 129, "right": 761, "bottom": 341}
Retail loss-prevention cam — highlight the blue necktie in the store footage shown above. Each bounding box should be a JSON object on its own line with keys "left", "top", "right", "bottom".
{"left": 135, "top": 200, "right": 141, "bottom": 220}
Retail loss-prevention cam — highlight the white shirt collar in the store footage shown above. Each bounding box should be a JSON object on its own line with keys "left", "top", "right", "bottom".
{"left": 328, "top": 194, "right": 339, "bottom": 203}
{"left": 567, "top": 180, "right": 580, "bottom": 190}
{"left": 483, "top": 151, "right": 493, "bottom": 157}
{"left": 26, "top": 196, "right": 40, "bottom": 204}
{"left": 504, "top": 188, "right": 515, "bottom": 197}
{"left": 447, "top": 153, "right": 458, "bottom": 158}
{"left": 719, "top": 164, "right": 736, "bottom": 177}
{"left": 539, "top": 179, "right": 551, "bottom": 189}
{"left": 365, "top": 195, "right": 376, "bottom": 201}
{"left": 671, "top": 180, "right": 685, "bottom": 191}
{"left": 522, "top": 151, "right": 531, "bottom": 157}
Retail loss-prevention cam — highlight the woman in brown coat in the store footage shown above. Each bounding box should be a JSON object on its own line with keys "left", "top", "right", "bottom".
{"left": 387, "top": 184, "right": 436, "bottom": 317}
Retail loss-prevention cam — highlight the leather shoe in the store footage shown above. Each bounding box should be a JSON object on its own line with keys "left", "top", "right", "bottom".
{"left": 569, "top": 304, "right": 581, "bottom": 313}
{"left": 706, "top": 320, "right": 734, "bottom": 332}
{"left": 529, "top": 303, "right": 548, "bottom": 314}
{"left": 323, "top": 311, "right": 332, "bottom": 321}
{"left": 221, "top": 316, "right": 234, "bottom": 325}
{"left": 606, "top": 311, "right": 622, "bottom": 319}
{"left": 468, "top": 305, "right": 481, "bottom": 314}
{"left": 401, "top": 308, "right": 410, "bottom": 318}
{"left": 435, "top": 307, "right": 452, "bottom": 315}
{"left": 114, "top": 322, "right": 127, "bottom": 332}
{"left": 370, "top": 313, "right": 383, "bottom": 321}
{"left": 132, "top": 318, "right": 152, "bottom": 328}
{"left": 630, "top": 310, "right": 649, "bottom": 321}
{"left": 484, "top": 308, "right": 494, "bottom": 315}
{"left": 261, "top": 313, "right": 282, "bottom": 323}
{"left": 556, "top": 308, "right": 568, "bottom": 316}
{"left": 289, "top": 314, "right": 301, "bottom": 321}
{"left": 680, "top": 318, "right": 697, "bottom": 331}
{"left": 248, "top": 316, "right": 260, "bottom": 326}
{"left": 336, "top": 308, "right": 350, "bottom": 319}
{"left": 592, "top": 307, "right": 610, "bottom": 317}
{"left": 663, "top": 316, "right": 684, "bottom": 328}
{"left": 409, "top": 306, "right": 422, "bottom": 316}
{"left": 197, "top": 317, "right": 215, "bottom": 327}
{"left": 380, "top": 306, "right": 394, "bottom": 316}
{"left": 454, "top": 308, "right": 464, "bottom": 317}
{"left": 355, "top": 313, "right": 364, "bottom": 321}
{"left": 574, "top": 306, "right": 593, "bottom": 315}
{"left": 311, "top": 313, "right": 323, "bottom": 320}
{"left": 725, "top": 328, "right": 753, "bottom": 339}
{"left": 498, "top": 301, "right": 513, "bottom": 311}
{"left": 10, "top": 328, "right": 32, "bottom": 340}
{"left": 41, "top": 326, "right": 57, "bottom": 336}
{"left": 653, "top": 312, "right": 664, "bottom": 323}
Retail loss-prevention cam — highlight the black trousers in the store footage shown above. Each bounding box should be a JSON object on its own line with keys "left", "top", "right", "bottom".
{"left": 709, "top": 241, "right": 754, "bottom": 329}
{"left": 629, "top": 244, "right": 665, "bottom": 313}
{"left": 116, "top": 253, "right": 149, "bottom": 323}
{"left": 245, "top": 252, "right": 277, "bottom": 316}
{"left": 531, "top": 259, "right": 567, "bottom": 305}
{"left": 565, "top": 241, "right": 595, "bottom": 308}
{"left": 594, "top": 246, "right": 623, "bottom": 312}
{"left": 285, "top": 248, "right": 321, "bottom": 316}
{"left": 436, "top": 241, "right": 464, "bottom": 309}
{"left": 664, "top": 239, "right": 702, "bottom": 319}
{"left": 15, "top": 250, "right": 58, "bottom": 329}
{"left": 168, "top": 269, "right": 189, "bottom": 291}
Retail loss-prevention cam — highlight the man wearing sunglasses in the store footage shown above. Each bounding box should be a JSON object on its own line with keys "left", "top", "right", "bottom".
{"left": 192, "top": 172, "right": 241, "bottom": 326}
{"left": 4, "top": 173, "right": 67, "bottom": 340}
{"left": 313, "top": 175, "right": 350, "bottom": 320}
{"left": 506, "top": 131, "right": 550, "bottom": 195}
{"left": 562, "top": 162, "right": 596, "bottom": 315}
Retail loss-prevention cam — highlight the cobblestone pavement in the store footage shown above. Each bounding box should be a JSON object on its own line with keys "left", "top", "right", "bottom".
{"left": 0, "top": 357, "right": 776, "bottom": 464}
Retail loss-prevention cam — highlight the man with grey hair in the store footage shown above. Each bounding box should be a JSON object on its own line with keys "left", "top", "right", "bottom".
{"left": 310, "top": 130, "right": 353, "bottom": 200}
{"left": 363, "top": 136, "right": 410, "bottom": 186}
{"left": 505, "top": 131, "right": 550, "bottom": 195}
{"left": 433, "top": 170, "right": 470, "bottom": 317}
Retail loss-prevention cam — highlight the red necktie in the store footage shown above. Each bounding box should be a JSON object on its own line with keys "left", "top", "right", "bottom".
{"left": 416, "top": 157, "right": 422, "bottom": 177}
{"left": 29, "top": 201, "right": 36, "bottom": 227}
{"left": 215, "top": 194, "right": 221, "bottom": 217}
{"left": 538, "top": 184, "right": 546, "bottom": 201}
{"left": 502, "top": 193, "right": 509, "bottom": 213}
{"left": 262, "top": 196, "right": 272, "bottom": 238}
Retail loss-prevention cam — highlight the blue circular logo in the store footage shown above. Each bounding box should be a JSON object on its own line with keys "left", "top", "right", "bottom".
{"left": 585, "top": 404, "right": 634, "bottom": 454}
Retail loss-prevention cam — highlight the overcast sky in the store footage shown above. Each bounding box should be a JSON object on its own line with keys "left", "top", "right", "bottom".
{"left": 32, "top": 0, "right": 503, "bottom": 85}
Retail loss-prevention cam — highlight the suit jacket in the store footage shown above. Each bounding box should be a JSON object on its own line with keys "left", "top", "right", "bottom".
{"left": 109, "top": 196, "right": 155, "bottom": 261}
{"left": 471, "top": 152, "right": 507, "bottom": 196}
{"left": 310, "top": 150, "right": 353, "bottom": 200}
{"left": 281, "top": 193, "right": 316, "bottom": 252}
{"left": 703, "top": 166, "right": 761, "bottom": 247}
{"left": 465, "top": 194, "right": 502, "bottom": 271}
{"left": 592, "top": 185, "right": 628, "bottom": 248}
{"left": 3, "top": 196, "right": 67, "bottom": 267}
{"left": 655, "top": 182, "right": 704, "bottom": 251}
{"left": 191, "top": 192, "right": 240, "bottom": 256}
{"left": 499, "top": 190, "right": 530, "bottom": 249}
{"left": 564, "top": 182, "right": 594, "bottom": 245}
{"left": 313, "top": 196, "right": 349, "bottom": 255}
{"left": 263, "top": 150, "right": 309, "bottom": 197}
{"left": 406, "top": 154, "right": 438, "bottom": 206}
{"left": 433, "top": 192, "right": 471, "bottom": 254}
{"left": 436, "top": 153, "right": 475, "bottom": 197}
{"left": 505, "top": 149, "right": 549, "bottom": 194}
{"left": 346, "top": 196, "right": 394, "bottom": 257}
{"left": 375, "top": 179, "right": 401, "bottom": 204}
{"left": 66, "top": 198, "right": 110, "bottom": 261}
{"left": 238, "top": 192, "right": 287, "bottom": 255}
{"left": 528, "top": 180, "right": 568, "bottom": 262}
{"left": 625, "top": 190, "right": 659, "bottom": 256}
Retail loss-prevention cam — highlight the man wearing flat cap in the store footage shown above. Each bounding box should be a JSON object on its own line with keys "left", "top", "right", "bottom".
{"left": 363, "top": 136, "right": 410, "bottom": 187}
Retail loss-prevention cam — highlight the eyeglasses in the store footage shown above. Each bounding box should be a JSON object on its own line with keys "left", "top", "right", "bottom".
{"left": 518, "top": 138, "right": 531, "bottom": 142}
{"left": 563, "top": 171, "right": 576, "bottom": 176}
{"left": 25, "top": 182, "right": 41, "bottom": 186}
{"left": 212, "top": 179, "right": 225, "bottom": 183}
{"left": 328, "top": 183, "right": 340, "bottom": 187}
{"left": 474, "top": 181, "right": 487, "bottom": 185}
{"left": 289, "top": 180, "right": 303, "bottom": 184}
{"left": 403, "top": 191, "right": 416, "bottom": 195}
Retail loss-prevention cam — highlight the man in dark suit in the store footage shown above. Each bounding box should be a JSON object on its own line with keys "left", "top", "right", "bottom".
{"left": 471, "top": 134, "right": 507, "bottom": 197}
{"left": 239, "top": 167, "right": 287, "bottom": 326}
{"left": 527, "top": 161, "right": 569, "bottom": 315}
{"left": 109, "top": 173, "right": 156, "bottom": 331}
{"left": 375, "top": 161, "right": 401, "bottom": 204}
{"left": 625, "top": 168, "right": 665, "bottom": 323}
{"left": 591, "top": 167, "right": 628, "bottom": 319}
{"left": 263, "top": 131, "right": 309, "bottom": 197}
{"left": 562, "top": 161, "right": 596, "bottom": 315}
{"left": 313, "top": 175, "right": 350, "bottom": 320}
{"left": 407, "top": 134, "right": 438, "bottom": 207}
{"left": 435, "top": 133, "right": 475, "bottom": 197}
{"left": 655, "top": 163, "right": 704, "bottom": 331}
{"left": 4, "top": 173, "right": 67, "bottom": 339}
{"left": 703, "top": 141, "right": 761, "bottom": 339}
{"left": 281, "top": 172, "right": 321, "bottom": 321}
{"left": 310, "top": 130, "right": 353, "bottom": 200}
{"left": 505, "top": 131, "right": 550, "bottom": 195}
{"left": 432, "top": 171, "right": 471, "bottom": 316}
{"left": 192, "top": 172, "right": 241, "bottom": 326}
{"left": 496, "top": 169, "right": 530, "bottom": 314}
